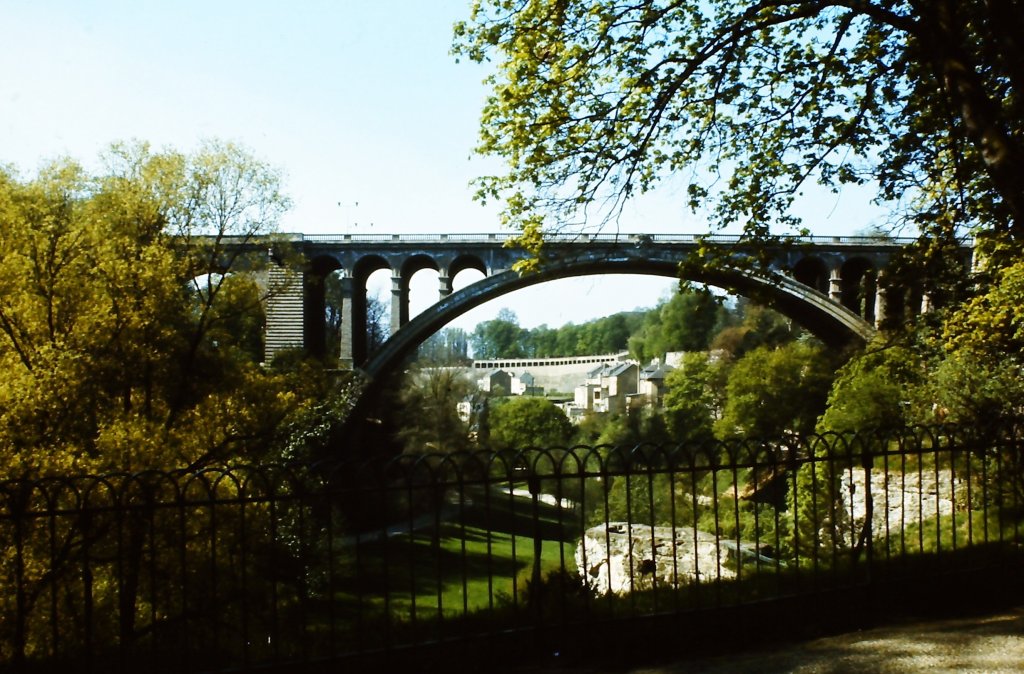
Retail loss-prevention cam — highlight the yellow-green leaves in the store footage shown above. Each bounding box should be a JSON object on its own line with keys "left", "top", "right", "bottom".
{"left": 455, "top": 0, "right": 1024, "bottom": 271}
{"left": 943, "top": 259, "right": 1024, "bottom": 358}
{"left": 0, "top": 143, "right": 309, "bottom": 478}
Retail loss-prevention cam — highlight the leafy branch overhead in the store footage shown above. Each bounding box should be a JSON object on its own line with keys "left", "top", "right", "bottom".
{"left": 454, "top": 1, "right": 1024, "bottom": 261}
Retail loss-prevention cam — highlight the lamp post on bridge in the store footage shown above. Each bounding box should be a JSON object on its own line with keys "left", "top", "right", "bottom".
{"left": 338, "top": 201, "right": 358, "bottom": 235}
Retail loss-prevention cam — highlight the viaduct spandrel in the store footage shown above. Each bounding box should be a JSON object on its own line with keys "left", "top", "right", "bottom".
{"left": 261, "top": 232, "right": 972, "bottom": 381}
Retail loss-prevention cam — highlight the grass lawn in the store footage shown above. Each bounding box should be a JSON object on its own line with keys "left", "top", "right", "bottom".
{"left": 346, "top": 486, "right": 582, "bottom": 623}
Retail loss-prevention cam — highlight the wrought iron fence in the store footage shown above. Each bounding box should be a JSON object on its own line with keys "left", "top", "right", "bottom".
{"left": 2, "top": 423, "right": 1023, "bottom": 672}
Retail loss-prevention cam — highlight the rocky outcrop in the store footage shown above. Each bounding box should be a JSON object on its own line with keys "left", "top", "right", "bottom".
{"left": 833, "top": 467, "right": 959, "bottom": 546}
{"left": 578, "top": 468, "right": 962, "bottom": 595}
{"left": 576, "top": 522, "right": 776, "bottom": 595}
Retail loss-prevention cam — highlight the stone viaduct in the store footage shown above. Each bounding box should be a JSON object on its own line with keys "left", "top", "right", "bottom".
{"left": 261, "top": 232, "right": 970, "bottom": 383}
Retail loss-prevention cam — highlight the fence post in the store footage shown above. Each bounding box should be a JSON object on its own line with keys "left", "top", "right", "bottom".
{"left": 528, "top": 473, "right": 543, "bottom": 603}
{"left": 861, "top": 444, "right": 874, "bottom": 590}
{"left": 10, "top": 485, "right": 28, "bottom": 670}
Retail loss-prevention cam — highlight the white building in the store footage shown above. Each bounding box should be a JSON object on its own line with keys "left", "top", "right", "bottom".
{"left": 638, "top": 361, "right": 675, "bottom": 407}
{"left": 574, "top": 361, "right": 639, "bottom": 414}
{"left": 511, "top": 371, "right": 543, "bottom": 396}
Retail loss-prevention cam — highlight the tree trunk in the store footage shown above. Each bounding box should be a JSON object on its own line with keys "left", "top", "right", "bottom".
{"left": 915, "top": 1, "right": 1024, "bottom": 234}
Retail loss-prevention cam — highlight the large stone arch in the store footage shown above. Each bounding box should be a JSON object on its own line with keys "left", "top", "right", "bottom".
{"left": 360, "top": 250, "right": 874, "bottom": 386}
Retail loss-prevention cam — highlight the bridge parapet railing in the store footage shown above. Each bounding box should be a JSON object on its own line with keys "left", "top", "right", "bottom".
{"left": 295, "top": 232, "right": 923, "bottom": 246}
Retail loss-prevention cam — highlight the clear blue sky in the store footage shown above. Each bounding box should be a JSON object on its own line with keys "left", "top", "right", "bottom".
{"left": 0, "top": 1, "right": 885, "bottom": 331}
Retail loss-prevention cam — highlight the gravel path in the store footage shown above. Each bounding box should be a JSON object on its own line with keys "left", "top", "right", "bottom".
{"left": 632, "top": 607, "right": 1024, "bottom": 673}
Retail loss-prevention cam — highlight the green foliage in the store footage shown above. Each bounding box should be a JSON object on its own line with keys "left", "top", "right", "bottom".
{"left": 395, "top": 367, "right": 475, "bottom": 454}
{"left": 452, "top": 0, "right": 1024, "bottom": 498}
{"left": 818, "top": 342, "right": 925, "bottom": 433}
{"left": 418, "top": 327, "right": 470, "bottom": 364}
{"left": 488, "top": 396, "right": 574, "bottom": 450}
{"left": 925, "top": 352, "right": 1024, "bottom": 426}
{"left": 943, "top": 258, "right": 1024, "bottom": 361}
{"left": 709, "top": 303, "right": 800, "bottom": 359}
{"left": 628, "top": 284, "right": 727, "bottom": 362}
{"left": 599, "top": 463, "right": 788, "bottom": 562}
{"left": 324, "top": 272, "right": 390, "bottom": 360}
{"left": 530, "top": 311, "right": 644, "bottom": 357}
{"left": 471, "top": 308, "right": 643, "bottom": 359}
{"left": 604, "top": 471, "right": 676, "bottom": 527}
{"left": 593, "top": 409, "right": 670, "bottom": 447}
{"left": 697, "top": 493, "right": 788, "bottom": 562}
{"left": 715, "top": 341, "right": 835, "bottom": 439}
{"left": 788, "top": 448, "right": 852, "bottom": 564}
{"left": 455, "top": 1, "right": 1024, "bottom": 261}
{"left": 573, "top": 411, "right": 613, "bottom": 445}
{"left": 661, "top": 352, "right": 727, "bottom": 445}
{"left": 471, "top": 308, "right": 528, "bottom": 359}
{"left": 271, "top": 359, "right": 363, "bottom": 463}
{"left": 467, "top": 289, "right": 795, "bottom": 365}
{"left": 0, "top": 143, "right": 373, "bottom": 665}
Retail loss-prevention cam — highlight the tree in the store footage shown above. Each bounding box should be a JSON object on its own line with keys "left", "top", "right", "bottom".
{"left": 523, "top": 311, "right": 642, "bottom": 357}
{"left": 365, "top": 293, "right": 390, "bottom": 353}
{"left": 817, "top": 341, "right": 925, "bottom": 432}
{"left": 324, "top": 275, "right": 389, "bottom": 362}
{"left": 789, "top": 340, "right": 923, "bottom": 564}
{"left": 592, "top": 408, "right": 670, "bottom": 447}
{"left": 0, "top": 143, "right": 366, "bottom": 659}
{"left": 454, "top": 2, "right": 1024, "bottom": 272}
{"left": 0, "top": 141, "right": 325, "bottom": 476}
{"left": 628, "top": 284, "right": 726, "bottom": 362}
{"left": 394, "top": 366, "right": 474, "bottom": 454}
{"left": 488, "top": 396, "right": 574, "bottom": 450}
{"left": 662, "top": 352, "right": 728, "bottom": 445}
{"left": 714, "top": 341, "right": 834, "bottom": 439}
{"left": 471, "top": 308, "right": 527, "bottom": 358}
{"left": 933, "top": 259, "right": 1024, "bottom": 506}
{"left": 324, "top": 272, "right": 346, "bottom": 359}
{"left": 709, "top": 302, "right": 798, "bottom": 359}
{"left": 918, "top": 258, "right": 1024, "bottom": 424}
{"left": 418, "top": 327, "right": 470, "bottom": 364}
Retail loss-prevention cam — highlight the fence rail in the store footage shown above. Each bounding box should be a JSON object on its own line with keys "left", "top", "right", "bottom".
{"left": 2, "top": 423, "right": 1023, "bottom": 672}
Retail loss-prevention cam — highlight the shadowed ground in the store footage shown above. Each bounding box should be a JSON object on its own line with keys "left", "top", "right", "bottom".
{"left": 522, "top": 607, "right": 1024, "bottom": 673}
{"left": 661, "top": 607, "right": 1024, "bottom": 673}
